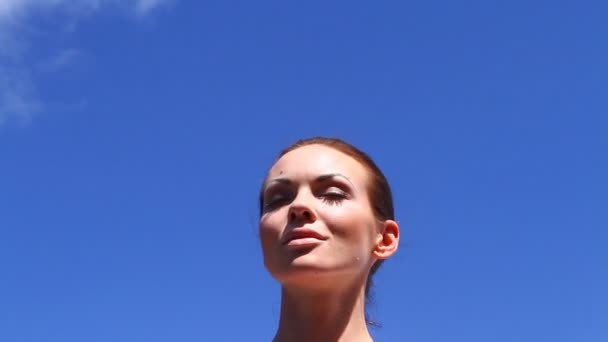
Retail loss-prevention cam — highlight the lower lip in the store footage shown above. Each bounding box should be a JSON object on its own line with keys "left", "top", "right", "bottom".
{"left": 285, "top": 237, "right": 324, "bottom": 247}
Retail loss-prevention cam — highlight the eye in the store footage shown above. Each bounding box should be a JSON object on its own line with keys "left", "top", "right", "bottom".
{"left": 263, "top": 192, "right": 291, "bottom": 211}
{"left": 320, "top": 187, "right": 348, "bottom": 205}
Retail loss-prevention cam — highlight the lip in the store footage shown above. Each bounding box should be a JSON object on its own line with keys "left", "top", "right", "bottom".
{"left": 282, "top": 228, "right": 328, "bottom": 246}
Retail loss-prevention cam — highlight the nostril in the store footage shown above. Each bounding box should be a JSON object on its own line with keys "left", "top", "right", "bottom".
{"left": 289, "top": 208, "right": 313, "bottom": 222}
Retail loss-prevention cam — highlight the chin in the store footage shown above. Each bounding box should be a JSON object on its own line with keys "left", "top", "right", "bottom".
{"left": 276, "top": 258, "right": 355, "bottom": 290}
{"left": 283, "top": 248, "right": 327, "bottom": 270}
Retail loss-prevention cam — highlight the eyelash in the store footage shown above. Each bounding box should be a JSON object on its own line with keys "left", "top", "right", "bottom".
{"left": 264, "top": 190, "right": 347, "bottom": 209}
{"left": 264, "top": 196, "right": 288, "bottom": 210}
{"left": 321, "top": 191, "right": 346, "bottom": 205}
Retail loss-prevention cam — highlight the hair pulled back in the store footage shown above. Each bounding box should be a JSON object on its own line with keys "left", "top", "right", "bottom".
{"left": 259, "top": 137, "right": 395, "bottom": 325}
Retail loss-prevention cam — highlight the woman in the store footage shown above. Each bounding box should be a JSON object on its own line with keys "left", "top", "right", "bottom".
{"left": 259, "top": 137, "right": 400, "bottom": 342}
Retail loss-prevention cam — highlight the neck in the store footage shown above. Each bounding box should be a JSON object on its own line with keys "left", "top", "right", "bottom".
{"left": 272, "top": 283, "right": 373, "bottom": 342}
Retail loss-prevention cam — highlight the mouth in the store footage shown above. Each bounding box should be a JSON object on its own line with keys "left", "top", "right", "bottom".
{"left": 282, "top": 228, "right": 327, "bottom": 247}
{"left": 285, "top": 237, "right": 325, "bottom": 247}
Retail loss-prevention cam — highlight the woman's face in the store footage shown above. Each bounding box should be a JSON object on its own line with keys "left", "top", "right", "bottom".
{"left": 259, "top": 144, "right": 382, "bottom": 289}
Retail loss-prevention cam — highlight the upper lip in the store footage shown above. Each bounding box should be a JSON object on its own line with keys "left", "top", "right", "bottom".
{"left": 282, "top": 228, "right": 327, "bottom": 244}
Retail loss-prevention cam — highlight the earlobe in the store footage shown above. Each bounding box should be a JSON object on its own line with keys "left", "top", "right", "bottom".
{"left": 373, "top": 220, "right": 399, "bottom": 259}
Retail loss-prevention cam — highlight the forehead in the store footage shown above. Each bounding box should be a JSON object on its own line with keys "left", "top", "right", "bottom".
{"left": 268, "top": 144, "right": 369, "bottom": 184}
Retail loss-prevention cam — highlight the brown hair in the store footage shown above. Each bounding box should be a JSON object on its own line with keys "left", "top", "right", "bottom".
{"left": 259, "top": 137, "right": 395, "bottom": 325}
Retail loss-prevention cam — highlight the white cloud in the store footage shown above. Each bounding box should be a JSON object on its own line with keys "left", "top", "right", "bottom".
{"left": 0, "top": 0, "right": 173, "bottom": 126}
{"left": 42, "top": 48, "right": 82, "bottom": 71}
{"left": 0, "top": 0, "right": 102, "bottom": 23}
{"left": 0, "top": 65, "right": 39, "bottom": 126}
{"left": 135, "top": 0, "right": 172, "bottom": 17}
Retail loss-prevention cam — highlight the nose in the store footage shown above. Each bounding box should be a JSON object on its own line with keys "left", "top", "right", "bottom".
{"left": 288, "top": 192, "right": 317, "bottom": 224}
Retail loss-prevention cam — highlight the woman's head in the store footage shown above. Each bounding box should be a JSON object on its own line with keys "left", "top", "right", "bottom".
{"left": 258, "top": 137, "right": 399, "bottom": 300}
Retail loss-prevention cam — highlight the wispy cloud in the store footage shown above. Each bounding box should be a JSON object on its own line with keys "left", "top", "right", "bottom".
{"left": 0, "top": 0, "right": 102, "bottom": 23}
{"left": 0, "top": 65, "right": 39, "bottom": 126}
{"left": 0, "top": 0, "right": 173, "bottom": 126}
{"left": 41, "top": 48, "right": 82, "bottom": 72}
{"left": 135, "top": 0, "right": 173, "bottom": 17}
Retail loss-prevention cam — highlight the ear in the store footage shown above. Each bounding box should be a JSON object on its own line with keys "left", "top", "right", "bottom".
{"left": 373, "top": 220, "right": 399, "bottom": 260}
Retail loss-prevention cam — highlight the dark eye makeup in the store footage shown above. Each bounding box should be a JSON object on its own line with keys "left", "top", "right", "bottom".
{"left": 262, "top": 181, "right": 351, "bottom": 212}
{"left": 319, "top": 187, "right": 348, "bottom": 205}
{"left": 264, "top": 191, "right": 293, "bottom": 209}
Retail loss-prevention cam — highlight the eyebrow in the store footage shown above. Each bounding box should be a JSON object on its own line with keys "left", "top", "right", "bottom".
{"left": 265, "top": 173, "right": 355, "bottom": 188}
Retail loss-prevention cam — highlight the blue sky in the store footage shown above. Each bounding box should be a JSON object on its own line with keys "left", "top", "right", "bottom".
{"left": 0, "top": 1, "right": 606, "bottom": 341}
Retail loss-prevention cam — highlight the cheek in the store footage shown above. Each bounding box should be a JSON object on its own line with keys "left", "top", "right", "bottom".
{"left": 323, "top": 204, "right": 376, "bottom": 247}
{"left": 259, "top": 213, "right": 283, "bottom": 251}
